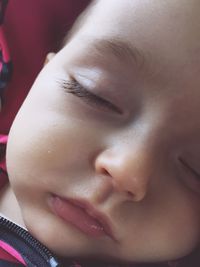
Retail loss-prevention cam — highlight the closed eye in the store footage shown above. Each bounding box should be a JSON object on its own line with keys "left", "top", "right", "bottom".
{"left": 58, "top": 78, "right": 122, "bottom": 114}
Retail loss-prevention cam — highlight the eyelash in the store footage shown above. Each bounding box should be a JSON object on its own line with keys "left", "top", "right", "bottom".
{"left": 58, "top": 78, "right": 122, "bottom": 114}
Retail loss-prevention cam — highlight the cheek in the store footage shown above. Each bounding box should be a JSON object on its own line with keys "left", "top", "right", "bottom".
{"left": 161, "top": 197, "right": 200, "bottom": 255}
{"left": 117, "top": 185, "right": 200, "bottom": 261}
{"left": 6, "top": 102, "right": 99, "bottom": 195}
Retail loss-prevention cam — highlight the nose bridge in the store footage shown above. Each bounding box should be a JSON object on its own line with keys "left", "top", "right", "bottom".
{"left": 95, "top": 133, "right": 160, "bottom": 201}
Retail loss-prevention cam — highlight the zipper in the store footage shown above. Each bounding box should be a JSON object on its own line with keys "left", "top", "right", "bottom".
{"left": 0, "top": 216, "right": 61, "bottom": 267}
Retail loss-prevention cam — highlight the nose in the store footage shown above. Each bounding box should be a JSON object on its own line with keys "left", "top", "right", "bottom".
{"left": 95, "top": 145, "right": 155, "bottom": 202}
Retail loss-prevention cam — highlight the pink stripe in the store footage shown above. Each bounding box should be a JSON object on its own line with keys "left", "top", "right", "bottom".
{"left": 0, "top": 241, "right": 26, "bottom": 265}
{"left": 0, "top": 135, "right": 8, "bottom": 144}
{"left": 0, "top": 246, "right": 19, "bottom": 263}
{"left": 0, "top": 27, "right": 11, "bottom": 62}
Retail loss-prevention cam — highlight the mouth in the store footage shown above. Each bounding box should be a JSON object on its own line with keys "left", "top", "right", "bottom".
{"left": 49, "top": 194, "right": 116, "bottom": 241}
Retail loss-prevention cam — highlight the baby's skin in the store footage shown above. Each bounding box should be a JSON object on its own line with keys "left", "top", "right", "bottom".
{"left": 0, "top": 0, "right": 200, "bottom": 265}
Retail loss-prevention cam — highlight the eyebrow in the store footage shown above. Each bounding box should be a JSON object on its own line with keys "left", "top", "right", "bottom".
{"left": 90, "top": 38, "right": 146, "bottom": 70}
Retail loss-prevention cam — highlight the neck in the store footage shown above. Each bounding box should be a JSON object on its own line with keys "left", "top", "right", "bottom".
{"left": 0, "top": 184, "right": 26, "bottom": 228}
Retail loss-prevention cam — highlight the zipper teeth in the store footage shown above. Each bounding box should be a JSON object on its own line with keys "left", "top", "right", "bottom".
{"left": 0, "top": 217, "right": 59, "bottom": 265}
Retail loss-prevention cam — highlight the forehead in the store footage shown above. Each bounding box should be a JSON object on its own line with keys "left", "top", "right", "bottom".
{"left": 73, "top": 0, "right": 200, "bottom": 69}
{"left": 66, "top": 0, "right": 200, "bottom": 97}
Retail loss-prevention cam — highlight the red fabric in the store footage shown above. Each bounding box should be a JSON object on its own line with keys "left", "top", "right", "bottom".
{"left": 0, "top": 0, "right": 90, "bottom": 134}
{"left": 0, "top": 134, "right": 7, "bottom": 170}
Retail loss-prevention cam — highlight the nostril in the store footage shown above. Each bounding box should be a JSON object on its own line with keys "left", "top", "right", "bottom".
{"left": 127, "top": 191, "right": 134, "bottom": 198}
{"left": 101, "top": 168, "right": 110, "bottom": 176}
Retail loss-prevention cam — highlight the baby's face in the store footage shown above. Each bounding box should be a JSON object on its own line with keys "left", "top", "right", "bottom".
{"left": 6, "top": 0, "right": 200, "bottom": 264}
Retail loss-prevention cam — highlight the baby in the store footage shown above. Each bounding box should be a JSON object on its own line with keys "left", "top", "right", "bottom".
{"left": 0, "top": 0, "right": 200, "bottom": 266}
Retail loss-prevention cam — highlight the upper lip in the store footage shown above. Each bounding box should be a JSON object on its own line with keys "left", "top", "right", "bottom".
{"left": 56, "top": 195, "right": 116, "bottom": 241}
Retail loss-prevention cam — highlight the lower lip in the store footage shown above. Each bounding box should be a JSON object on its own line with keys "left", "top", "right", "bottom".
{"left": 50, "top": 195, "right": 108, "bottom": 238}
